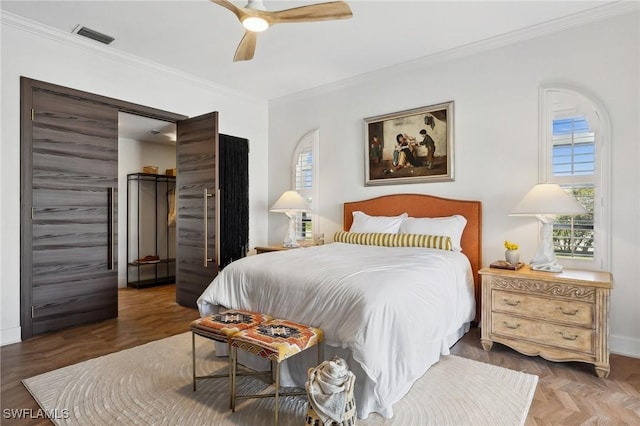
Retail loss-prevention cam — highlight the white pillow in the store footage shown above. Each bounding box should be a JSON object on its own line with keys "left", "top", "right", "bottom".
{"left": 399, "top": 215, "right": 467, "bottom": 252}
{"left": 349, "top": 211, "right": 408, "bottom": 234}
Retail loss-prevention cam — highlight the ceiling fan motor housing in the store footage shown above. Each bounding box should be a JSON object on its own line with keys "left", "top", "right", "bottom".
{"left": 245, "top": 0, "right": 266, "bottom": 11}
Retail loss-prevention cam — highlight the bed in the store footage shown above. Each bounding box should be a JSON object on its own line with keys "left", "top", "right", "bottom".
{"left": 197, "top": 193, "right": 482, "bottom": 419}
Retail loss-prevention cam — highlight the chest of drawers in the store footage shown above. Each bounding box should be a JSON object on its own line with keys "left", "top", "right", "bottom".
{"left": 479, "top": 266, "right": 612, "bottom": 377}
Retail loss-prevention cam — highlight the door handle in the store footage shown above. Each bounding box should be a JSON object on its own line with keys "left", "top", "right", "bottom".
{"left": 204, "top": 188, "right": 213, "bottom": 267}
{"left": 108, "top": 187, "right": 115, "bottom": 270}
{"left": 216, "top": 188, "right": 221, "bottom": 267}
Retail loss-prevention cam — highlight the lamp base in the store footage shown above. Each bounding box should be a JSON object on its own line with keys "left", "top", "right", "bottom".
{"left": 281, "top": 213, "right": 298, "bottom": 248}
{"left": 529, "top": 214, "right": 563, "bottom": 273}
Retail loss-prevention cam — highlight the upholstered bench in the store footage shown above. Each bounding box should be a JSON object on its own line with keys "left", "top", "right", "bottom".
{"left": 230, "top": 319, "right": 324, "bottom": 425}
{"left": 190, "top": 309, "right": 272, "bottom": 402}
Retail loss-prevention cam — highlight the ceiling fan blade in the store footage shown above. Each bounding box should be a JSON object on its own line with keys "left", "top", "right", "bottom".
{"left": 234, "top": 31, "right": 258, "bottom": 62}
{"left": 267, "top": 1, "right": 352, "bottom": 24}
{"left": 209, "top": 0, "right": 247, "bottom": 20}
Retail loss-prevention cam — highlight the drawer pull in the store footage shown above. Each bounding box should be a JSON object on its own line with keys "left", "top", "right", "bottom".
{"left": 559, "top": 307, "right": 579, "bottom": 316}
{"left": 502, "top": 298, "right": 520, "bottom": 307}
{"left": 558, "top": 331, "right": 579, "bottom": 341}
{"left": 502, "top": 321, "right": 520, "bottom": 330}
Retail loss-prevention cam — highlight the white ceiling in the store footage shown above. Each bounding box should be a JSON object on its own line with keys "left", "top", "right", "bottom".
{"left": 2, "top": 0, "right": 624, "bottom": 102}
{"left": 3, "top": 1, "right": 629, "bottom": 141}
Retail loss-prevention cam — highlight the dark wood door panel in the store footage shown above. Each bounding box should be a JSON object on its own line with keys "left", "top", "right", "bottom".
{"left": 26, "top": 85, "right": 119, "bottom": 337}
{"left": 33, "top": 133, "right": 117, "bottom": 183}
{"left": 33, "top": 88, "right": 118, "bottom": 126}
{"left": 32, "top": 120, "right": 118, "bottom": 153}
{"left": 32, "top": 190, "right": 112, "bottom": 208}
{"left": 32, "top": 150, "right": 117, "bottom": 180}
{"left": 32, "top": 134, "right": 117, "bottom": 190}
{"left": 31, "top": 271, "right": 117, "bottom": 335}
{"left": 32, "top": 304, "right": 117, "bottom": 336}
{"left": 32, "top": 222, "right": 107, "bottom": 246}
{"left": 33, "top": 276, "right": 116, "bottom": 308}
{"left": 176, "top": 112, "right": 219, "bottom": 308}
{"left": 32, "top": 246, "right": 110, "bottom": 278}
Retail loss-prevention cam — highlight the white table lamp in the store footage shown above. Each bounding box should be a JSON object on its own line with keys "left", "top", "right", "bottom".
{"left": 510, "top": 183, "right": 586, "bottom": 272}
{"left": 270, "top": 190, "right": 311, "bottom": 248}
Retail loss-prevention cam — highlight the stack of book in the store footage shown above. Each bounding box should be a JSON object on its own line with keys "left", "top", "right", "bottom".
{"left": 489, "top": 260, "right": 524, "bottom": 270}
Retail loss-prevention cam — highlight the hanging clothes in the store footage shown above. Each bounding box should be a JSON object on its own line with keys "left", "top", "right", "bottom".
{"left": 168, "top": 188, "right": 176, "bottom": 227}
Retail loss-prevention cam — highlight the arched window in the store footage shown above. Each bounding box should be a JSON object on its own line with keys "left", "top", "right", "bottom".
{"left": 291, "top": 129, "right": 319, "bottom": 242}
{"left": 539, "top": 86, "right": 611, "bottom": 270}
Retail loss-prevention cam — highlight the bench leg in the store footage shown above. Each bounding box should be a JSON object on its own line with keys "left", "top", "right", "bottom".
{"left": 192, "top": 332, "right": 196, "bottom": 391}
{"left": 274, "top": 361, "right": 280, "bottom": 426}
{"left": 227, "top": 343, "right": 233, "bottom": 409}
{"left": 230, "top": 345, "right": 237, "bottom": 412}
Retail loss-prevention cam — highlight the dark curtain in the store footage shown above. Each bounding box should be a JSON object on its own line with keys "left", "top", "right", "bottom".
{"left": 218, "top": 134, "right": 249, "bottom": 268}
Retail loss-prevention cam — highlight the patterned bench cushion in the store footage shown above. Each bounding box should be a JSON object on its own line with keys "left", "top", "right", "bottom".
{"left": 231, "top": 319, "right": 324, "bottom": 363}
{"left": 190, "top": 310, "right": 272, "bottom": 341}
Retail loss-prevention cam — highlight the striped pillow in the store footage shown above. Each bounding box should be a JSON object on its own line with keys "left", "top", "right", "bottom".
{"left": 333, "top": 231, "right": 453, "bottom": 251}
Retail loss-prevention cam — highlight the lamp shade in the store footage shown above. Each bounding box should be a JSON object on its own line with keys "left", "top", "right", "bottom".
{"left": 270, "top": 190, "right": 311, "bottom": 213}
{"left": 510, "top": 183, "right": 586, "bottom": 216}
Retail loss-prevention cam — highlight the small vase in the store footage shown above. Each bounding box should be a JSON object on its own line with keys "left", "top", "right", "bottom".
{"left": 505, "top": 249, "right": 520, "bottom": 265}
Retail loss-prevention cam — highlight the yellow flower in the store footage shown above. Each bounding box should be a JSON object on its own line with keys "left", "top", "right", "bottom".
{"left": 504, "top": 240, "right": 519, "bottom": 251}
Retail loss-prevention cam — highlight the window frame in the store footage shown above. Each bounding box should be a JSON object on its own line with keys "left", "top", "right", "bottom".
{"left": 538, "top": 85, "right": 611, "bottom": 270}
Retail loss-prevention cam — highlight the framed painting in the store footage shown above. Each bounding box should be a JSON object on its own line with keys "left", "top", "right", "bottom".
{"left": 364, "top": 101, "right": 454, "bottom": 186}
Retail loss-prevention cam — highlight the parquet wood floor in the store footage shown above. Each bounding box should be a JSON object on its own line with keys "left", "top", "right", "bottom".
{"left": 2, "top": 284, "right": 639, "bottom": 425}
{"left": 450, "top": 329, "right": 640, "bottom": 425}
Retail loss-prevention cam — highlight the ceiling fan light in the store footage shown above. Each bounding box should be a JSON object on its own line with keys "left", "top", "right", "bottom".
{"left": 242, "top": 16, "right": 269, "bottom": 32}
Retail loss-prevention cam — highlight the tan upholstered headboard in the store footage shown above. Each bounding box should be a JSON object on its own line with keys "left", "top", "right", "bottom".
{"left": 343, "top": 194, "right": 482, "bottom": 323}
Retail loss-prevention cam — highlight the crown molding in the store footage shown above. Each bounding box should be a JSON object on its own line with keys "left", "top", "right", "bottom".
{"left": 0, "top": 11, "right": 265, "bottom": 104}
{"left": 270, "top": 1, "right": 639, "bottom": 106}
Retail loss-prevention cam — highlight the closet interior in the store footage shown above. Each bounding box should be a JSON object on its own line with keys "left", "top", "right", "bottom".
{"left": 118, "top": 112, "right": 177, "bottom": 289}
{"left": 126, "top": 172, "right": 176, "bottom": 288}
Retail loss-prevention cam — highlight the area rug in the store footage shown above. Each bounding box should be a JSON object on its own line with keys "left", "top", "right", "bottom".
{"left": 23, "top": 332, "right": 537, "bottom": 425}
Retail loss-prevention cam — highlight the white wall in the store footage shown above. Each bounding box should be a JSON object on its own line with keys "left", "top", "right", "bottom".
{"left": 268, "top": 12, "right": 640, "bottom": 357}
{"left": 0, "top": 16, "right": 269, "bottom": 345}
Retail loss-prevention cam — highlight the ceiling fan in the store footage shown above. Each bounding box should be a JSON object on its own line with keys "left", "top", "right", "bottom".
{"left": 210, "top": 0, "right": 353, "bottom": 61}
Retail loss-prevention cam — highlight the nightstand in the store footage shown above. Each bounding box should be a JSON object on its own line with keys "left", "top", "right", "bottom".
{"left": 479, "top": 265, "right": 612, "bottom": 377}
{"left": 255, "top": 245, "right": 291, "bottom": 254}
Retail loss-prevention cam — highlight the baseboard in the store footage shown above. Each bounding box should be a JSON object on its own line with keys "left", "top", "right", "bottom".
{"left": 0, "top": 326, "right": 22, "bottom": 346}
{"left": 610, "top": 334, "right": 640, "bottom": 359}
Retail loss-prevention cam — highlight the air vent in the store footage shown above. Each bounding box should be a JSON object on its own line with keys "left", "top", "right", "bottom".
{"left": 72, "top": 25, "right": 114, "bottom": 45}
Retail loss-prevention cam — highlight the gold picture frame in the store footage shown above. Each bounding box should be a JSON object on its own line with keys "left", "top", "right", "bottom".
{"left": 364, "top": 101, "right": 454, "bottom": 186}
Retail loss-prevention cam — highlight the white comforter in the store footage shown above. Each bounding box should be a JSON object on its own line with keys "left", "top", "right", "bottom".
{"left": 197, "top": 242, "right": 475, "bottom": 419}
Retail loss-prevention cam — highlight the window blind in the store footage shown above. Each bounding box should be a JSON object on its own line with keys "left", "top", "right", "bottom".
{"left": 551, "top": 116, "right": 595, "bottom": 259}
{"left": 294, "top": 147, "right": 313, "bottom": 241}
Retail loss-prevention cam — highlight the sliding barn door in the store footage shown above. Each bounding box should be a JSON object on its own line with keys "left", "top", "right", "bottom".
{"left": 175, "top": 112, "right": 219, "bottom": 307}
{"left": 21, "top": 83, "right": 119, "bottom": 338}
